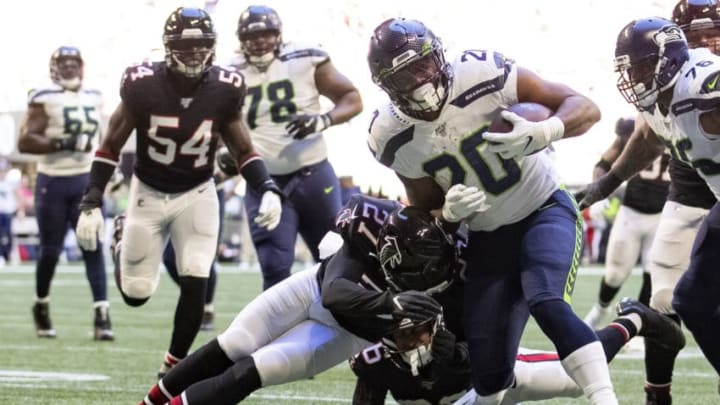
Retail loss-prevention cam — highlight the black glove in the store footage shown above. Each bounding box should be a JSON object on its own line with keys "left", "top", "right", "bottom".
{"left": 285, "top": 113, "right": 332, "bottom": 140}
{"left": 390, "top": 291, "right": 442, "bottom": 322}
{"left": 216, "top": 148, "right": 239, "bottom": 176}
{"left": 430, "top": 327, "right": 456, "bottom": 364}
{"left": 53, "top": 133, "right": 93, "bottom": 152}
{"left": 574, "top": 172, "right": 623, "bottom": 210}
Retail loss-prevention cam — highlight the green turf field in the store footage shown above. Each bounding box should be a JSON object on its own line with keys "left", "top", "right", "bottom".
{"left": 0, "top": 264, "right": 716, "bottom": 404}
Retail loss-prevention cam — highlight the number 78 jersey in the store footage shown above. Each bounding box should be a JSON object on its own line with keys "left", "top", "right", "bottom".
{"left": 368, "top": 50, "right": 559, "bottom": 231}
{"left": 120, "top": 61, "right": 245, "bottom": 193}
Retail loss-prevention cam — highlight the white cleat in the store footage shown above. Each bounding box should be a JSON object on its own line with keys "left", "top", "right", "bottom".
{"left": 584, "top": 303, "right": 612, "bottom": 329}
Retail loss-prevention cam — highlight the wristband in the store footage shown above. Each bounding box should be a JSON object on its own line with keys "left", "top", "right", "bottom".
{"left": 595, "top": 159, "right": 612, "bottom": 173}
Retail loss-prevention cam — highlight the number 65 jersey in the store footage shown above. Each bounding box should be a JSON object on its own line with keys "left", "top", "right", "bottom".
{"left": 120, "top": 61, "right": 245, "bottom": 193}
{"left": 368, "top": 50, "right": 559, "bottom": 232}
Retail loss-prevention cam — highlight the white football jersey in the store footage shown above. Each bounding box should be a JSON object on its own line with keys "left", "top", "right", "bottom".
{"left": 27, "top": 83, "right": 102, "bottom": 176}
{"left": 368, "top": 50, "right": 558, "bottom": 231}
{"left": 228, "top": 42, "right": 330, "bottom": 175}
{"left": 643, "top": 47, "right": 720, "bottom": 200}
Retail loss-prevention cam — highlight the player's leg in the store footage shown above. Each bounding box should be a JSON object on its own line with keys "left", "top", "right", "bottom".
{"left": 142, "top": 266, "right": 323, "bottom": 404}
{"left": 293, "top": 161, "right": 342, "bottom": 261}
{"left": 31, "top": 174, "right": 70, "bottom": 338}
{"left": 585, "top": 206, "right": 642, "bottom": 328}
{"left": 462, "top": 228, "right": 529, "bottom": 404}
{"left": 523, "top": 190, "right": 616, "bottom": 404}
{"left": 158, "top": 183, "right": 219, "bottom": 378}
{"left": 69, "top": 173, "right": 113, "bottom": 341}
{"left": 117, "top": 177, "right": 166, "bottom": 307}
{"left": 645, "top": 201, "right": 706, "bottom": 403}
{"left": 199, "top": 187, "right": 224, "bottom": 331}
{"left": 673, "top": 202, "right": 720, "bottom": 374}
{"left": 244, "top": 182, "right": 299, "bottom": 290}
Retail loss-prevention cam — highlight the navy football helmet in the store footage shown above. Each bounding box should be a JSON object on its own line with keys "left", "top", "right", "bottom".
{"left": 673, "top": 0, "right": 720, "bottom": 52}
{"left": 378, "top": 206, "right": 458, "bottom": 294}
{"left": 163, "top": 7, "right": 216, "bottom": 78}
{"left": 615, "top": 18, "right": 689, "bottom": 111}
{"left": 368, "top": 18, "right": 452, "bottom": 121}
{"left": 50, "top": 46, "right": 83, "bottom": 90}
{"left": 237, "top": 5, "right": 282, "bottom": 68}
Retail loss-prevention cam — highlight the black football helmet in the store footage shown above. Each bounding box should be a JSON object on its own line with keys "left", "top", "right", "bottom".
{"left": 614, "top": 18, "right": 689, "bottom": 111}
{"left": 673, "top": 0, "right": 720, "bottom": 52}
{"left": 50, "top": 46, "right": 83, "bottom": 90}
{"left": 383, "top": 314, "right": 443, "bottom": 376}
{"left": 163, "top": 7, "right": 216, "bottom": 78}
{"left": 377, "top": 206, "right": 458, "bottom": 294}
{"left": 237, "top": 5, "right": 282, "bottom": 68}
{"left": 368, "top": 18, "right": 452, "bottom": 121}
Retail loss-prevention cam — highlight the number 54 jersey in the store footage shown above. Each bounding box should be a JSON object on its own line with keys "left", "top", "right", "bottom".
{"left": 120, "top": 61, "right": 245, "bottom": 193}
{"left": 368, "top": 50, "right": 559, "bottom": 231}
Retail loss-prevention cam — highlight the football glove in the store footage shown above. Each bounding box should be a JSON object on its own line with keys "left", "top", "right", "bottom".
{"left": 431, "top": 327, "right": 457, "bottom": 364}
{"left": 574, "top": 172, "right": 623, "bottom": 211}
{"left": 484, "top": 111, "right": 564, "bottom": 159}
{"left": 215, "top": 147, "right": 239, "bottom": 176}
{"left": 391, "top": 291, "right": 442, "bottom": 322}
{"left": 53, "top": 133, "right": 93, "bottom": 152}
{"left": 442, "top": 184, "right": 490, "bottom": 223}
{"left": 285, "top": 113, "right": 332, "bottom": 140}
{"left": 76, "top": 207, "right": 104, "bottom": 251}
{"left": 255, "top": 190, "right": 282, "bottom": 231}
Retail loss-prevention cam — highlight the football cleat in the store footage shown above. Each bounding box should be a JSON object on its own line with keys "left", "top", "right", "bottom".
{"left": 157, "top": 352, "right": 181, "bottom": 380}
{"left": 200, "top": 310, "right": 215, "bottom": 331}
{"left": 644, "top": 384, "right": 671, "bottom": 405}
{"left": 584, "top": 302, "right": 613, "bottom": 329}
{"left": 617, "top": 297, "right": 685, "bottom": 353}
{"left": 94, "top": 306, "right": 115, "bottom": 341}
{"left": 32, "top": 302, "right": 57, "bottom": 338}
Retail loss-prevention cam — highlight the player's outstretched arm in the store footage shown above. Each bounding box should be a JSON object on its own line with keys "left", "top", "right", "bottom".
{"left": 315, "top": 60, "right": 363, "bottom": 125}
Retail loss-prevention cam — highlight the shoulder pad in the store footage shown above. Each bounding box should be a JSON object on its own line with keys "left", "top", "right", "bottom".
{"left": 208, "top": 65, "right": 246, "bottom": 90}
{"left": 336, "top": 195, "right": 399, "bottom": 260}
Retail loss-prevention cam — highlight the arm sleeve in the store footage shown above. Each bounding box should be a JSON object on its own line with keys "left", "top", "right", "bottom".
{"left": 352, "top": 376, "right": 388, "bottom": 405}
{"left": 320, "top": 245, "right": 394, "bottom": 316}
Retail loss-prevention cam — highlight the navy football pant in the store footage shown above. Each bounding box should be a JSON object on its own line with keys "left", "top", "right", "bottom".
{"left": 673, "top": 201, "right": 720, "bottom": 374}
{"left": 244, "top": 160, "right": 341, "bottom": 290}
{"left": 463, "top": 189, "right": 597, "bottom": 395}
{"left": 164, "top": 188, "right": 223, "bottom": 304}
{"left": 34, "top": 173, "right": 106, "bottom": 301}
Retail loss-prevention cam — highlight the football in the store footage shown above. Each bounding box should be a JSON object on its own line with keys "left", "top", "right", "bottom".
{"left": 488, "top": 102, "right": 553, "bottom": 133}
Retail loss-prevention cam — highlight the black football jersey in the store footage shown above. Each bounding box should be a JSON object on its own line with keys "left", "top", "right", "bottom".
{"left": 317, "top": 195, "right": 402, "bottom": 341}
{"left": 667, "top": 157, "right": 717, "bottom": 210}
{"left": 618, "top": 132, "right": 671, "bottom": 213}
{"left": 350, "top": 342, "right": 471, "bottom": 405}
{"left": 120, "top": 62, "right": 245, "bottom": 193}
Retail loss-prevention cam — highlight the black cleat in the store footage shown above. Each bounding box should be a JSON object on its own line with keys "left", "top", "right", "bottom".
{"left": 93, "top": 306, "right": 115, "bottom": 341}
{"left": 644, "top": 384, "right": 671, "bottom": 405}
{"left": 200, "top": 310, "right": 215, "bottom": 331}
{"left": 32, "top": 302, "right": 57, "bottom": 338}
{"left": 617, "top": 297, "right": 685, "bottom": 353}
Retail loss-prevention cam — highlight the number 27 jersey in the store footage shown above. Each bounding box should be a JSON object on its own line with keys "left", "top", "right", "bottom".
{"left": 120, "top": 62, "right": 245, "bottom": 193}
{"left": 368, "top": 50, "right": 559, "bottom": 231}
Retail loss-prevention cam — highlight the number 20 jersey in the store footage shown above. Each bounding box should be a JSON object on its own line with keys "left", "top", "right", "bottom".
{"left": 228, "top": 42, "right": 330, "bottom": 175}
{"left": 120, "top": 62, "right": 245, "bottom": 193}
{"left": 368, "top": 50, "right": 559, "bottom": 231}
{"left": 643, "top": 47, "right": 720, "bottom": 201}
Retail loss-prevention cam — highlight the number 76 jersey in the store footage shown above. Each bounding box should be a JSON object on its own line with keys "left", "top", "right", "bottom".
{"left": 120, "top": 61, "right": 245, "bottom": 193}
{"left": 368, "top": 50, "right": 559, "bottom": 231}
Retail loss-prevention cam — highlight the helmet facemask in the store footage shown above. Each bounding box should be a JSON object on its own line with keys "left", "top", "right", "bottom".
{"left": 165, "top": 36, "right": 215, "bottom": 78}
{"left": 50, "top": 47, "right": 83, "bottom": 90}
{"left": 240, "top": 29, "right": 281, "bottom": 69}
{"left": 384, "top": 316, "right": 441, "bottom": 376}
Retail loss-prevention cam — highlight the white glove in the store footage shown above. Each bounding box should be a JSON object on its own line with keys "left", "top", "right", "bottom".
{"left": 76, "top": 208, "right": 104, "bottom": 251}
{"left": 442, "top": 184, "right": 491, "bottom": 223}
{"left": 255, "top": 190, "right": 282, "bottom": 231}
{"left": 484, "top": 111, "right": 564, "bottom": 159}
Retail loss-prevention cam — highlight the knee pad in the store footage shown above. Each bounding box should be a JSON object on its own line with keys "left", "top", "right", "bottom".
{"left": 604, "top": 263, "right": 631, "bottom": 287}
{"left": 122, "top": 223, "right": 151, "bottom": 265}
{"left": 121, "top": 274, "right": 157, "bottom": 301}
{"left": 650, "top": 288, "right": 675, "bottom": 315}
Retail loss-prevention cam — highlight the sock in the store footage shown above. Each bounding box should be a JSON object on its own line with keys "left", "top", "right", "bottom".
{"left": 143, "top": 379, "right": 173, "bottom": 405}
{"left": 169, "top": 277, "right": 207, "bottom": 358}
{"left": 204, "top": 303, "right": 214, "bottom": 313}
{"left": 35, "top": 296, "right": 50, "bottom": 304}
{"left": 162, "top": 338, "right": 234, "bottom": 396}
{"left": 645, "top": 314, "right": 681, "bottom": 385}
{"left": 638, "top": 272, "right": 652, "bottom": 306}
{"left": 93, "top": 300, "right": 110, "bottom": 309}
{"left": 561, "top": 341, "right": 617, "bottom": 405}
{"left": 598, "top": 278, "right": 620, "bottom": 306}
{"left": 597, "top": 318, "right": 638, "bottom": 361}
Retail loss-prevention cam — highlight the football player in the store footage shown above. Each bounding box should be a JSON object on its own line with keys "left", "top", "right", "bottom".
{"left": 225, "top": 5, "right": 362, "bottom": 290}
{"left": 18, "top": 45, "right": 113, "bottom": 341}
{"left": 366, "top": 18, "right": 616, "bottom": 405}
{"left": 138, "top": 196, "right": 449, "bottom": 405}
{"left": 75, "top": 7, "right": 283, "bottom": 378}
{"left": 575, "top": 3, "right": 720, "bottom": 402}
{"left": 584, "top": 117, "right": 670, "bottom": 329}
{"left": 591, "top": 12, "right": 720, "bottom": 377}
